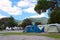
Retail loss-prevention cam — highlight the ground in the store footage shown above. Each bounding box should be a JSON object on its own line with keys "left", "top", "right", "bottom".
{"left": 0, "top": 35, "right": 59, "bottom": 40}
{"left": 0, "top": 30, "right": 60, "bottom": 40}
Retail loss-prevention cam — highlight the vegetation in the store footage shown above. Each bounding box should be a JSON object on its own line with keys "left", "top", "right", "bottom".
{"left": 0, "top": 24, "right": 5, "bottom": 30}
{"left": 35, "top": 22, "right": 41, "bottom": 25}
{"left": 0, "top": 32, "right": 60, "bottom": 38}
{"left": 34, "top": 0, "right": 55, "bottom": 14}
{"left": 8, "top": 16, "right": 17, "bottom": 27}
{"left": 20, "top": 18, "right": 32, "bottom": 29}
{"left": 49, "top": 8, "right": 60, "bottom": 24}
{"left": 0, "top": 16, "right": 18, "bottom": 30}
{"left": 34, "top": 0, "right": 60, "bottom": 24}
{"left": 0, "top": 17, "right": 9, "bottom": 30}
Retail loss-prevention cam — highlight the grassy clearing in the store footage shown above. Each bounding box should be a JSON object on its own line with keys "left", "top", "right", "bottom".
{"left": 0, "top": 32, "right": 60, "bottom": 38}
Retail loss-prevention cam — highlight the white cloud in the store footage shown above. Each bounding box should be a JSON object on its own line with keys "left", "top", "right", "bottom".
{"left": 0, "top": 14, "right": 7, "bottom": 19}
{"left": 24, "top": 7, "right": 37, "bottom": 13}
{"left": 17, "top": 1, "right": 30, "bottom": 8}
{"left": 28, "top": 0, "right": 37, "bottom": 4}
{"left": 17, "top": 0, "right": 37, "bottom": 14}
{"left": 6, "top": 6, "right": 22, "bottom": 15}
{"left": 17, "top": 0, "right": 36, "bottom": 8}
{"left": 0, "top": 0, "right": 22, "bottom": 15}
{"left": 29, "top": 12, "right": 49, "bottom": 18}
{"left": 23, "top": 0, "right": 37, "bottom": 3}
{"left": 0, "top": 0, "right": 37, "bottom": 15}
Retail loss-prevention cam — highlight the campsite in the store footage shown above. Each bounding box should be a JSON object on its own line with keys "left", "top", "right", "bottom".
{"left": 0, "top": 0, "right": 60, "bottom": 40}
{"left": 0, "top": 31, "right": 60, "bottom": 40}
{"left": 0, "top": 23, "right": 60, "bottom": 40}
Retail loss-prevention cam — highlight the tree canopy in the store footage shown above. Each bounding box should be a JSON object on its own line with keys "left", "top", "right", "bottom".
{"left": 49, "top": 7, "right": 60, "bottom": 24}
{"left": 0, "top": 16, "right": 17, "bottom": 30}
{"left": 34, "top": 0, "right": 60, "bottom": 24}
{"left": 34, "top": 0, "right": 56, "bottom": 14}
{"left": 21, "top": 18, "right": 32, "bottom": 29}
{"left": 8, "top": 16, "right": 17, "bottom": 27}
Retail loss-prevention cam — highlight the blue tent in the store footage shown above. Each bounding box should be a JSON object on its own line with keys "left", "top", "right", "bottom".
{"left": 23, "top": 25, "right": 44, "bottom": 33}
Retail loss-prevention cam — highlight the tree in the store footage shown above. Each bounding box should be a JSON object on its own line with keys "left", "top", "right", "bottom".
{"left": 0, "top": 24, "right": 5, "bottom": 30}
{"left": 35, "top": 22, "right": 41, "bottom": 25}
{"left": 0, "top": 17, "right": 9, "bottom": 30}
{"left": 21, "top": 18, "right": 32, "bottom": 29}
{"left": 49, "top": 7, "right": 60, "bottom": 24}
{"left": 0, "top": 16, "right": 17, "bottom": 30}
{"left": 8, "top": 16, "right": 17, "bottom": 27}
{"left": 34, "top": 0, "right": 55, "bottom": 14}
{"left": 34, "top": 0, "right": 60, "bottom": 32}
{"left": 34, "top": 0, "right": 60, "bottom": 24}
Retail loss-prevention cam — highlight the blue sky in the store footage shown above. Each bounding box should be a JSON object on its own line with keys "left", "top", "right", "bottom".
{"left": 0, "top": 0, "right": 49, "bottom": 20}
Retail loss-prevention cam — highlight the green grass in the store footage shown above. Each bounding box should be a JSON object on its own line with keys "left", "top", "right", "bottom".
{"left": 39, "top": 33, "right": 60, "bottom": 38}
{"left": 0, "top": 32, "right": 60, "bottom": 38}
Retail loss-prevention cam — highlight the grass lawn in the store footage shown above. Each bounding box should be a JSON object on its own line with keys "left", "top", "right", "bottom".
{"left": 0, "top": 32, "right": 60, "bottom": 38}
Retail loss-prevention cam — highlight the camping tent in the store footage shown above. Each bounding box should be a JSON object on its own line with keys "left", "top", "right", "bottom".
{"left": 44, "top": 24, "right": 60, "bottom": 32}
{"left": 23, "top": 25, "right": 44, "bottom": 33}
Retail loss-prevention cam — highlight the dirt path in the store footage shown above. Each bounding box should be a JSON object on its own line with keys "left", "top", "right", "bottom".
{"left": 0, "top": 35, "right": 59, "bottom": 40}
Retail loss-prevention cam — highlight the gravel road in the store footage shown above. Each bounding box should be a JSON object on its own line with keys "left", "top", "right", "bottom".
{"left": 0, "top": 35, "right": 59, "bottom": 40}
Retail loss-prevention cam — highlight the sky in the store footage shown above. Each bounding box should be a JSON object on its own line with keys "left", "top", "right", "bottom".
{"left": 0, "top": 0, "right": 49, "bottom": 20}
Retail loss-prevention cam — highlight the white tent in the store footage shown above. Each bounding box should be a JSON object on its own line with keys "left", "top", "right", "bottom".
{"left": 44, "top": 24, "right": 60, "bottom": 32}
